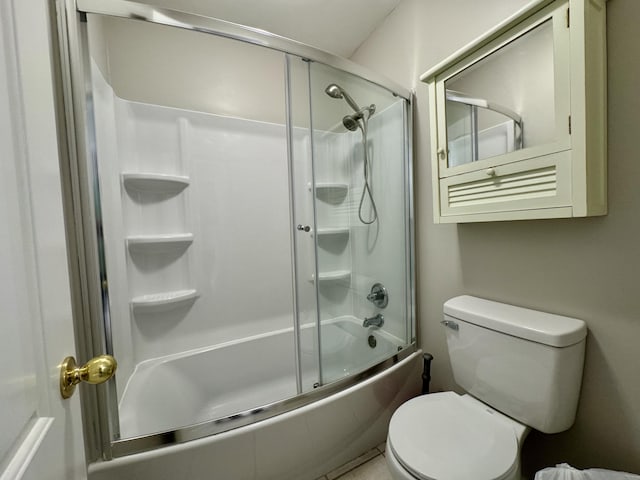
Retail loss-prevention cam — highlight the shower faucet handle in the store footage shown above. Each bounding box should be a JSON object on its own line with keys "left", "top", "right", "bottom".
{"left": 367, "top": 283, "right": 388, "bottom": 309}
{"left": 296, "top": 224, "right": 311, "bottom": 232}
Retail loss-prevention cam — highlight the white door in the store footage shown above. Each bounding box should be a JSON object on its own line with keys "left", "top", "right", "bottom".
{"left": 0, "top": 0, "right": 87, "bottom": 479}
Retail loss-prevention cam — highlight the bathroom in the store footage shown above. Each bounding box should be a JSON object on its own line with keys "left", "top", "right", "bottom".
{"left": 0, "top": 0, "right": 638, "bottom": 479}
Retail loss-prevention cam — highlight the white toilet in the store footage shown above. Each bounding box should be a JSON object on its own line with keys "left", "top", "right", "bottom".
{"left": 387, "top": 295, "right": 587, "bottom": 480}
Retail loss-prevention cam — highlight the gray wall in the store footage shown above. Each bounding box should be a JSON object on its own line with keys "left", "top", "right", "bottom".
{"left": 353, "top": 0, "right": 640, "bottom": 475}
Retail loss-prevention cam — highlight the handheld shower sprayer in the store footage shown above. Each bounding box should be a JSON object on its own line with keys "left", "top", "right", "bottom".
{"left": 324, "top": 83, "right": 379, "bottom": 225}
{"left": 324, "top": 84, "right": 361, "bottom": 113}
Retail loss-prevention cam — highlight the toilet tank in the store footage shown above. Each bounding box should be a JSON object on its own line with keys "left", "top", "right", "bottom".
{"left": 443, "top": 296, "right": 587, "bottom": 434}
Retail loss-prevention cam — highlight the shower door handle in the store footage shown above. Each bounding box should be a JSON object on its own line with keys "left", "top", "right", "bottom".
{"left": 297, "top": 224, "right": 311, "bottom": 232}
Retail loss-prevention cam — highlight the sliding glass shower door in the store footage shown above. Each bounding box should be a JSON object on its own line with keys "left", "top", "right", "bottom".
{"left": 307, "top": 62, "right": 413, "bottom": 385}
{"left": 85, "top": 14, "right": 302, "bottom": 439}
{"left": 63, "top": 1, "right": 413, "bottom": 458}
{"left": 287, "top": 58, "right": 414, "bottom": 390}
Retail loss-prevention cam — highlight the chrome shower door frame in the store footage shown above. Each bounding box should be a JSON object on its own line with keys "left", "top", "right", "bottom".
{"left": 53, "top": 0, "right": 415, "bottom": 461}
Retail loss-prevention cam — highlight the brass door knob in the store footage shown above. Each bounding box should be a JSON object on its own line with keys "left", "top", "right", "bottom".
{"left": 60, "top": 355, "right": 117, "bottom": 399}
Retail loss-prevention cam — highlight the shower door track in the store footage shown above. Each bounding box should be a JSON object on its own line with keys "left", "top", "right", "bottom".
{"left": 74, "top": 0, "right": 411, "bottom": 101}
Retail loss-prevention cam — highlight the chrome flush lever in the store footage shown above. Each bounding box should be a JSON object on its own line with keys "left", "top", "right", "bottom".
{"left": 440, "top": 320, "right": 459, "bottom": 331}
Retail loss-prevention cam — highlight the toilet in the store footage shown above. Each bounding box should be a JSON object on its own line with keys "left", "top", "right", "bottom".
{"left": 387, "top": 295, "right": 587, "bottom": 480}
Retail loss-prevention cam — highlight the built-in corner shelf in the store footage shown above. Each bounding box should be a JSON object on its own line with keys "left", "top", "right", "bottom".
{"left": 313, "top": 183, "right": 349, "bottom": 204}
{"left": 122, "top": 172, "right": 190, "bottom": 193}
{"left": 316, "top": 227, "right": 350, "bottom": 237}
{"left": 312, "top": 270, "right": 351, "bottom": 283}
{"left": 131, "top": 289, "right": 199, "bottom": 313}
{"left": 314, "top": 182, "right": 348, "bottom": 194}
{"left": 126, "top": 233, "right": 194, "bottom": 253}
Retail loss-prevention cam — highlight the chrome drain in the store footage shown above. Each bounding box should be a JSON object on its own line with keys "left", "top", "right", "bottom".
{"left": 368, "top": 335, "right": 377, "bottom": 348}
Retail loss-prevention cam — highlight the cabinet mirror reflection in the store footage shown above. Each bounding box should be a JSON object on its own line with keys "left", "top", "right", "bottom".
{"left": 444, "top": 18, "right": 555, "bottom": 168}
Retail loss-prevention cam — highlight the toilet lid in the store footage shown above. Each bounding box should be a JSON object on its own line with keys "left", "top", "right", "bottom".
{"left": 388, "top": 392, "right": 518, "bottom": 480}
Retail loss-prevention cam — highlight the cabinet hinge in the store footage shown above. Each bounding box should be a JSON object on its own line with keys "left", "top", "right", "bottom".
{"left": 568, "top": 115, "right": 572, "bottom": 134}
{"left": 566, "top": 7, "right": 570, "bottom": 28}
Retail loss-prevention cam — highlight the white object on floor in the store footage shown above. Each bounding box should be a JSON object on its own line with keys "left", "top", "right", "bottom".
{"left": 535, "top": 463, "right": 640, "bottom": 480}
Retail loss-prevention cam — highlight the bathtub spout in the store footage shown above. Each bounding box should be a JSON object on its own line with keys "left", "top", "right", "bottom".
{"left": 363, "top": 314, "right": 384, "bottom": 328}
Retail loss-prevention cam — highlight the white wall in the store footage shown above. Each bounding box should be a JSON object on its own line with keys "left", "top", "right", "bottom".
{"left": 353, "top": 0, "right": 640, "bottom": 475}
{"left": 88, "top": 14, "right": 286, "bottom": 124}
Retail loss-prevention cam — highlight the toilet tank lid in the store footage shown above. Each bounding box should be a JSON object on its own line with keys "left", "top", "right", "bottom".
{"left": 444, "top": 296, "right": 587, "bottom": 347}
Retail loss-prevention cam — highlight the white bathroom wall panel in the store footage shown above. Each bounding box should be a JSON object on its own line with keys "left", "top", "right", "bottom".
{"left": 91, "top": 61, "right": 135, "bottom": 391}
{"left": 312, "top": 101, "right": 408, "bottom": 341}
{"left": 350, "top": 101, "right": 408, "bottom": 342}
{"left": 313, "top": 130, "right": 355, "bottom": 322}
{"left": 92, "top": 64, "right": 297, "bottom": 399}
{"left": 93, "top": 58, "right": 410, "bottom": 410}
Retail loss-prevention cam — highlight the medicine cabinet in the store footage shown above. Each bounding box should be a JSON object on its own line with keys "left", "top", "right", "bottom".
{"left": 421, "top": 0, "right": 606, "bottom": 223}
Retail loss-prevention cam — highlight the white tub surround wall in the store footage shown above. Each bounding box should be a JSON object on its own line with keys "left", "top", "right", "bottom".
{"left": 92, "top": 63, "right": 413, "bottom": 428}
{"left": 350, "top": 100, "right": 410, "bottom": 344}
{"left": 313, "top": 101, "right": 410, "bottom": 343}
{"left": 92, "top": 64, "right": 296, "bottom": 400}
{"left": 313, "top": 129, "right": 355, "bottom": 323}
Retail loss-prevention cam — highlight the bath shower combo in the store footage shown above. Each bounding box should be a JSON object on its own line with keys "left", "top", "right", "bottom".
{"left": 54, "top": 1, "right": 417, "bottom": 478}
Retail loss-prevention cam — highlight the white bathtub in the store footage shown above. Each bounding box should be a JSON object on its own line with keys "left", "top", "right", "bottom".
{"left": 90, "top": 319, "right": 421, "bottom": 480}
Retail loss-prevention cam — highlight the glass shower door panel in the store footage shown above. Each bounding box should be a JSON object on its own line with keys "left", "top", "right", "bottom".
{"left": 309, "top": 63, "right": 412, "bottom": 385}
{"left": 286, "top": 55, "right": 321, "bottom": 393}
{"left": 85, "top": 14, "right": 299, "bottom": 439}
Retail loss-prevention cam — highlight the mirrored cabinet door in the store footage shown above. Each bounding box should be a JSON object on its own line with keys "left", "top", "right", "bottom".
{"left": 443, "top": 17, "right": 555, "bottom": 168}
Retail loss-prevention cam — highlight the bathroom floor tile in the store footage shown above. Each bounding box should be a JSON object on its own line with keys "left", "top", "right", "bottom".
{"left": 326, "top": 448, "right": 380, "bottom": 480}
{"left": 335, "top": 454, "right": 392, "bottom": 480}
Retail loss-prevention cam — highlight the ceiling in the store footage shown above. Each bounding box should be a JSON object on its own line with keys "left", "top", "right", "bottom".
{"left": 137, "top": 0, "right": 403, "bottom": 57}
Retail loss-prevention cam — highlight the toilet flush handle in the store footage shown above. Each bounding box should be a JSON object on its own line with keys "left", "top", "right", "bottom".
{"left": 440, "top": 319, "right": 459, "bottom": 331}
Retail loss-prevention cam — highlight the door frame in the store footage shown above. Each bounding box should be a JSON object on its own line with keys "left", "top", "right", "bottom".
{"left": 52, "top": 0, "right": 118, "bottom": 462}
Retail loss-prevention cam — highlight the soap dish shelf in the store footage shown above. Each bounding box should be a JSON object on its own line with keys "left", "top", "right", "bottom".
{"left": 312, "top": 270, "right": 352, "bottom": 283}
{"left": 122, "top": 173, "right": 190, "bottom": 193}
{"left": 126, "top": 233, "right": 194, "bottom": 253}
{"left": 316, "top": 227, "right": 349, "bottom": 237}
{"left": 131, "top": 289, "right": 199, "bottom": 313}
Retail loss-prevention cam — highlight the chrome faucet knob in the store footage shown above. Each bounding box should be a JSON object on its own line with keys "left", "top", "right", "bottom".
{"left": 297, "top": 224, "right": 311, "bottom": 232}
{"left": 367, "top": 283, "right": 388, "bottom": 308}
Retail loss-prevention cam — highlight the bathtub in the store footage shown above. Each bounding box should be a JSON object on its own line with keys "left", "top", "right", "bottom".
{"left": 90, "top": 318, "right": 421, "bottom": 480}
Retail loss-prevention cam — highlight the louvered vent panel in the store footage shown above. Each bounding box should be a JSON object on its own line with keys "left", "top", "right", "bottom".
{"left": 448, "top": 166, "right": 557, "bottom": 208}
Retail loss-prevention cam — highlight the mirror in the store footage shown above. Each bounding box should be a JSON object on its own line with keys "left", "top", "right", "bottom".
{"left": 444, "top": 18, "right": 555, "bottom": 168}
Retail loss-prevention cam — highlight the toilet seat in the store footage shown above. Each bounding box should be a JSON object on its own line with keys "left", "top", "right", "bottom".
{"left": 388, "top": 392, "right": 519, "bottom": 480}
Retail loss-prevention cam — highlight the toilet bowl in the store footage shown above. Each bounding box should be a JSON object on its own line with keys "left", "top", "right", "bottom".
{"left": 386, "top": 392, "right": 529, "bottom": 480}
{"left": 387, "top": 296, "right": 587, "bottom": 480}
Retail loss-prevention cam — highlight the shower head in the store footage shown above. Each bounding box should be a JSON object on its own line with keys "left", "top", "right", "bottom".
{"left": 324, "top": 83, "right": 361, "bottom": 113}
{"left": 341, "top": 104, "right": 376, "bottom": 131}
{"left": 342, "top": 114, "right": 361, "bottom": 131}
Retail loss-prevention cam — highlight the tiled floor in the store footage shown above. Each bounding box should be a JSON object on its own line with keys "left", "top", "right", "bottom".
{"left": 316, "top": 443, "right": 393, "bottom": 480}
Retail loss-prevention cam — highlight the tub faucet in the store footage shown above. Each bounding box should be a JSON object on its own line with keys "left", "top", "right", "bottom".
{"left": 363, "top": 314, "right": 384, "bottom": 328}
